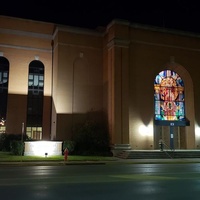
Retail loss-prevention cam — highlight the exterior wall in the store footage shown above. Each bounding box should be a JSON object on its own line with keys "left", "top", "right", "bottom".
{"left": 6, "top": 94, "right": 27, "bottom": 134}
{"left": 127, "top": 25, "right": 199, "bottom": 149}
{"left": 105, "top": 20, "right": 200, "bottom": 150}
{"left": 51, "top": 26, "right": 105, "bottom": 140}
{"left": 104, "top": 21, "right": 130, "bottom": 146}
{"left": 51, "top": 33, "right": 58, "bottom": 140}
{"left": 0, "top": 16, "right": 54, "bottom": 136}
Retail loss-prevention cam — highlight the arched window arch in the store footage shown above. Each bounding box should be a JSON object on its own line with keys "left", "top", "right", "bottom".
{"left": 26, "top": 60, "right": 44, "bottom": 140}
{"left": 154, "top": 69, "right": 185, "bottom": 122}
{"left": 0, "top": 56, "right": 9, "bottom": 133}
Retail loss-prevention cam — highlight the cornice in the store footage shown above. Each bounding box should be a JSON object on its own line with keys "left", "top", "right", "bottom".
{"left": 0, "top": 28, "right": 52, "bottom": 40}
{"left": 0, "top": 43, "right": 51, "bottom": 52}
{"left": 53, "top": 24, "right": 104, "bottom": 39}
{"left": 107, "top": 38, "right": 130, "bottom": 49}
{"left": 130, "top": 23, "right": 200, "bottom": 39}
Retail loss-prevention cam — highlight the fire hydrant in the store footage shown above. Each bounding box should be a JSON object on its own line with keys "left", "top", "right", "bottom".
{"left": 64, "top": 148, "right": 69, "bottom": 161}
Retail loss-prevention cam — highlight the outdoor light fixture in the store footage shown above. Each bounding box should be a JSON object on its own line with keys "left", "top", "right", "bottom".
{"left": 195, "top": 125, "right": 200, "bottom": 136}
{"left": 0, "top": 118, "right": 5, "bottom": 126}
{"left": 139, "top": 124, "right": 153, "bottom": 136}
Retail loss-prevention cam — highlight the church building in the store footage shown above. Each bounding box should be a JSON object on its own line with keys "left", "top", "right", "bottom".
{"left": 0, "top": 15, "right": 200, "bottom": 150}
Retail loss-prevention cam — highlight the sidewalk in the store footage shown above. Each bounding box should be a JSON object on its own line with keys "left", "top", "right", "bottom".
{"left": 1, "top": 158, "right": 200, "bottom": 166}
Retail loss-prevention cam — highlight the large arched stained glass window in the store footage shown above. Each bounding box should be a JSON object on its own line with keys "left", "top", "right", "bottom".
{"left": 154, "top": 70, "right": 185, "bottom": 121}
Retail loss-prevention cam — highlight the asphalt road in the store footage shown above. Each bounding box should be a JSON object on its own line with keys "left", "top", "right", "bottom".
{"left": 1, "top": 162, "right": 200, "bottom": 200}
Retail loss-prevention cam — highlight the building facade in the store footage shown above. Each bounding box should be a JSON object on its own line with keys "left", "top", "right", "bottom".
{"left": 1, "top": 15, "right": 200, "bottom": 150}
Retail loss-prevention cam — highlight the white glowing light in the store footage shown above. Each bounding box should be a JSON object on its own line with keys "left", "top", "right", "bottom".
{"left": 24, "top": 141, "right": 62, "bottom": 156}
{"left": 0, "top": 118, "right": 6, "bottom": 126}
{"left": 139, "top": 125, "right": 153, "bottom": 136}
{"left": 195, "top": 126, "right": 200, "bottom": 136}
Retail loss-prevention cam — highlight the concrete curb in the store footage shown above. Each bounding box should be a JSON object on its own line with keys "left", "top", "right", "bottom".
{"left": 1, "top": 158, "right": 200, "bottom": 166}
{"left": 0, "top": 160, "right": 107, "bottom": 166}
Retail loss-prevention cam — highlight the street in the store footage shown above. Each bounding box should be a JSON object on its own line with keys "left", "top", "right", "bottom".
{"left": 1, "top": 162, "right": 200, "bottom": 200}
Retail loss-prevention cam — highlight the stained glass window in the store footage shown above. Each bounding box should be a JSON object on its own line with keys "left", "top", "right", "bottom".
{"left": 154, "top": 70, "right": 185, "bottom": 121}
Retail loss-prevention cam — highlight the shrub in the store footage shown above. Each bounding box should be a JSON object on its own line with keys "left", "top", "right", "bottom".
{"left": 0, "top": 133, "right": 28, "bottom": 152}
{"left": 72, "top": 120, "right": 111, "bottom": 156}
{"left": 10, "top": 140, "right": 24, "bottom": 155}
{"left": 0, "top": 133, "right": 7, "bottom": 151}
{"left": 62, "top": 140, "right": 75, "bottom": 154}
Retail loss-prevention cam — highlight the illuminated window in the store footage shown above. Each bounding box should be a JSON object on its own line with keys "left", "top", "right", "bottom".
{"left": 154, "top": 70, "right": 185, "bottom": 121}
{"left": 26, "top": 126, "right": 42, "bottom": 140}
{"left": 28, "top": 64, "right": 44, "bottom": 95}
{"left": 27, "top": 60, "right": 44, "bottom": 139}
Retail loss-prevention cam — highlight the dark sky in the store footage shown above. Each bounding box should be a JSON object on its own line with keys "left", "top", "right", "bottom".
{"left": 1, "top": 0, "right": 200, "bottom": 33}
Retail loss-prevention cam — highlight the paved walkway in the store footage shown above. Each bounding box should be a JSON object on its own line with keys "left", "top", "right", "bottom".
{"left": 1, "top": 158, "right": 200, "bottom": 166}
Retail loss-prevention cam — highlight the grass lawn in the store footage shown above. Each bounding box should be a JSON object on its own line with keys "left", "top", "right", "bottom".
{"left": 0, "top": 151, "right": 116, "bottom": 162}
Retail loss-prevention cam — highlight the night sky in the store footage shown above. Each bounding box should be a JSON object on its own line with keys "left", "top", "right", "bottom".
{"left": 1, "top": 0, "right": 200, "bottom": 33}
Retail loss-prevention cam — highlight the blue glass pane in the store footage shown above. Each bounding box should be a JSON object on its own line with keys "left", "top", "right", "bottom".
{"left": 34, "top": 75, "right": 39, "bottom": 86}
{"left": 155, "top": 101, "right": 160, "bottom": 114}
{"left": 3, "top": 72, "right": 7, "bottom": 78}
{"left": 29, "top": 74, "right": 33, "bottom": 79}
{"left": 155, "top": 75, "right": 162, "bottom": 84}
